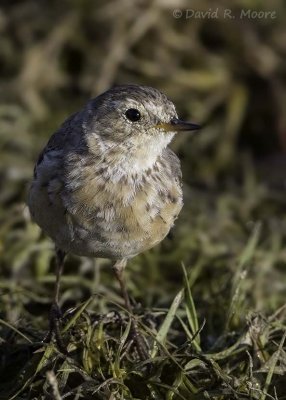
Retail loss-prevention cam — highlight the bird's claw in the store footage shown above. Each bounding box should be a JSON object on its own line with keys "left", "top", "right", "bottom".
{"left": 42, "top": 302, "right": 67, "bottom": 354}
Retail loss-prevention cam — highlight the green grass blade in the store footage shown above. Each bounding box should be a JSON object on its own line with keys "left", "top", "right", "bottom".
{"left": 260, "top": 330, "right": 286, "bottom": 400}
{"left": 61, "top": 297, "right": 93, "bottom": 333}
{"left": 151, "top": 289, "right": 183, "bottom": 358}
{"left": 182, "top": 263, "right": 201, "bottom": 351}
{"left": 226, "top": 223, "right": 261, "bottom": 329}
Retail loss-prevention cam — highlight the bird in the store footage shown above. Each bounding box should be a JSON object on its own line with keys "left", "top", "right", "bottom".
{"left": 28, "top": 84, "right": 200, "bottom": 355}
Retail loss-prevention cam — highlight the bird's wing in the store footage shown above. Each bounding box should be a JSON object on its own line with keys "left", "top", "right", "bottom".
{"left": 28, "top": 110, "right": 85, "bottom": 238}
{"left": 33, "top": 111, "right": 80, "bottom": 179}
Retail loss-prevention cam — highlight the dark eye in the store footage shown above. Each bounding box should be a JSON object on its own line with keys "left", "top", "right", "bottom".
{"left": 125, "top": 108, "right": 141, "bottom": 122}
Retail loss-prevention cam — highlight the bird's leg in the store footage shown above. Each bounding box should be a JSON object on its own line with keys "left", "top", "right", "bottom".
{"left": 113, "top": 259, "right": 148, "bottom": 360}
{"left": 54, "top": 248, "right": 66, "bottom": 305}
{"left": 44, "top": 247, "right": 66, "bottom": 352}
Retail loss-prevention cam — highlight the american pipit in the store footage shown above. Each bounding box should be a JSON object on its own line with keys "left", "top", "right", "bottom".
{"left": 28, "top": 84, "right": 200, "bottom": 355}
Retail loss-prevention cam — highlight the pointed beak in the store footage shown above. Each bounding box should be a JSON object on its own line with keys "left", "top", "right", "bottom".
{"left": 156, "top": 117, "right": 201, "bottom": 132}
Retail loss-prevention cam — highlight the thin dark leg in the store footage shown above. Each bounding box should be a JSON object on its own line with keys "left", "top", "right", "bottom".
{"left": 54, "top": 248, "right": 65, "bottom": 305}
{"left": 113, "top": 259, "right": 148, "bottom": 360}
{"left": 44, "top": 247, "right": 66, "bottom": 353}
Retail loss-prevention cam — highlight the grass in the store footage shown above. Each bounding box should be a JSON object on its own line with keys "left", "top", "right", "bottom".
{"left": 1, "top": 175, "right": 286, "bottom": 399}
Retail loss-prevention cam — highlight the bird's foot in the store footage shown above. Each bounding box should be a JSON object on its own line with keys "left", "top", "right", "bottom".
{"left": 43, "top": 302, "right": 67, "bottom": 354}
{"left": 130, "top": 320, "right": 149, "bottom": 361}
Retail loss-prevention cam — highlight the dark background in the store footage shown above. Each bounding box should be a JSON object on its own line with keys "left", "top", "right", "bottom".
{"left": 0, "top": 1, "right": 286, "bottom": 398}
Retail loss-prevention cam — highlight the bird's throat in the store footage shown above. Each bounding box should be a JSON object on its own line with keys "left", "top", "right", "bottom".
{"left": 89, "top": 132, "right": 173, "bottom": 183}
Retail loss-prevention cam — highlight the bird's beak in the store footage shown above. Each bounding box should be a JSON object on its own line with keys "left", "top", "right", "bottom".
{"left": 156, "top": 117, "right": 201, "bottom": 132}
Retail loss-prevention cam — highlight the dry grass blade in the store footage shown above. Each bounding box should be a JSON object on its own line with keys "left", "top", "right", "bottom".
{"left": 0, "top": 318, "right": 32, "bottom": 344}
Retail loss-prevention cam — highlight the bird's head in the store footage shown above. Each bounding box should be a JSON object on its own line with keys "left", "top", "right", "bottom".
{"left": 83, "top": 84, "right": 200, "bottom": 172}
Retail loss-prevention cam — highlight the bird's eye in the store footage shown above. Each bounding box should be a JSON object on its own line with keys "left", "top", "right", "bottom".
{"left": 125, "top": 108, "right": 141, "bottom": 122}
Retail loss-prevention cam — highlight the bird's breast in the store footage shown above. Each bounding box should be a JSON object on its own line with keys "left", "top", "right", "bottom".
{"left": 63, "top": 156, "right": 183, "bottom": 257}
